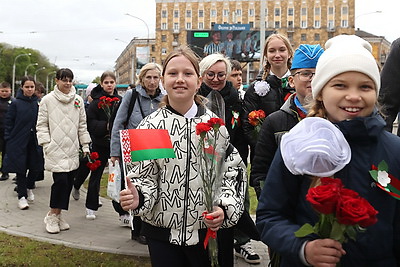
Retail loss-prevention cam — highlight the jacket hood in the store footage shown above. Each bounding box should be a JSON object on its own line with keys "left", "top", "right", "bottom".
{"left": 16, "top": 88, "right": 38, "bottom": 102}
{"left": 91, "top": 84, "right": 119, "bottom": 100}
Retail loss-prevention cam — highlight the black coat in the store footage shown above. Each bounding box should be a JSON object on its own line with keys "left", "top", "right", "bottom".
{"left": 250, "top": 94, "right": 302, "bottom": 187}
{"left": 198, "top": 81, "right": 249, "bottom": 163}
{"left": 3, "top": 89, "right": 43, "bottom": 173}
{"left": 379, "top": 37, "right": 400, "bottom": 135}
{"left": 242, "top": 74, "right": 295, "bottom": 149}
{"left": 86, "top": 84, "right": 121, "bottom": 148}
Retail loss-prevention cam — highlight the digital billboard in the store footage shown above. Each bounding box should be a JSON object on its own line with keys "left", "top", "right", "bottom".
{"left": 187, "top": 24, "right": 273, "bottom": 62}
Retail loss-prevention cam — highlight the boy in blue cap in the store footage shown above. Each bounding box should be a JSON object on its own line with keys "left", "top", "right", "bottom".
{"left": 250, "top": 44, "right": 324, "bottom": 199}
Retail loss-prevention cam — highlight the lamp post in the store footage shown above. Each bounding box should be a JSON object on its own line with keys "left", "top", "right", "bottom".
{"left": 24, "top": 63, "right": 38, "bottom": 76}
{"left": 125, "top": 13, "right": 150, "bottom": 63}
{"left": 34, "top": 67, "right": 46, "bottom": 81}
{"left": 12, "top": 53, "right": 31, "bottom": 96}
{"left": 46, "top": 71, "right": 56, "bottom": 94}
{"left": 355, "top": 11, "right": 382, "bottom": 28}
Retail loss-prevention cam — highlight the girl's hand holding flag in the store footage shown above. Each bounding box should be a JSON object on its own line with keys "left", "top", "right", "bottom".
{"left": 120, "top": 177, "right": 139, "bottom": 211}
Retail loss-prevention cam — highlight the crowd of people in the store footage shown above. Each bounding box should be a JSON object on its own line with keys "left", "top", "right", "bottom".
{"left": 0, "top": 33, "right": 400, "bottom": 267}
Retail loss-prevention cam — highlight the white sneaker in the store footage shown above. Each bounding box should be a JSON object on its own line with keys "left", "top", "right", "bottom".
{"left": 44, "top": 212, "right": 60, "bottom": 234}
{"left": 57, "top": 213, "right": 70, "bottom": 231}
{"left": 98, "top": 198, "right": 103, "bottom": 208}
{"left": 119, "top": 214, "right": 132, "bottom": 227}
{"left": 71, "top": 187, "right": 80, "bottom": 200}
{"left": 86, "top": 208, "right": 96, "bottom": 220}
{"left": 27, "top": 189, "right": 34, "bottom": 202}
{"left": 234, "top": 242, "right": 261, "bottom": 264}
{"left": 18, "top": 197, "right": 29, "bottom": 210}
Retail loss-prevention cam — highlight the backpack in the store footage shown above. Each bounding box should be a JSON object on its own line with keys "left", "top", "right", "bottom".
{"left": 109, "top": 88, "right": 145, "bottom": 134}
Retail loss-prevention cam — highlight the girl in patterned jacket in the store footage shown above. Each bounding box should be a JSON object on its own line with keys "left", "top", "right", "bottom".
{"left": 120, "top": 46, "right": 246, "bottom": 267}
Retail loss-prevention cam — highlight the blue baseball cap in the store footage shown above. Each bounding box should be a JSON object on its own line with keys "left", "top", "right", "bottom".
{"left": 291, "top": 44, "right": 324, "bottom": 70}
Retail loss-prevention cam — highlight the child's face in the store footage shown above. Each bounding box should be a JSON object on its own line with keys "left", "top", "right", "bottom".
{"left": 266, "top": 37, "right": 290, "bottom": 70}
{"left": 319, "top": 71, "right": 376, "bottom": 122}
{"left": 22, "top": 81, "right": 35, "bottom": 97}
{"left": 228, "top": 69, "right": 242, "bottom": 90}
{"left": 289, "top": 68, "right": 315, "bottom": 104}
{"left": 0, "top": 88, "right": 11, "bottom": 99}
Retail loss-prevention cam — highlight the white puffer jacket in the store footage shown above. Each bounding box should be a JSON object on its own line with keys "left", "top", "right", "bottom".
{"left": 36, "top": 85, "right": 91, "bottom": 172}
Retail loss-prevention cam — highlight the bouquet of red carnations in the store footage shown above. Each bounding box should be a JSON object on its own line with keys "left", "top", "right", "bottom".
{"left": 86, "top": 152, "right": 101, "bottom": 171}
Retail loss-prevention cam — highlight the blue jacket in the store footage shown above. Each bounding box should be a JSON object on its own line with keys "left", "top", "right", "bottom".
{"left": 256, "top": 113, "right": 400, "bottom": 266}
{"left": 3, "top": 89, "right": 43, "bottom": 173}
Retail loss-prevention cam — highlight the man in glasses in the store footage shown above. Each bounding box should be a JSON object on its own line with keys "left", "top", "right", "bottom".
{"left": 250, "top": 44, "right": 325, "bottom": 199}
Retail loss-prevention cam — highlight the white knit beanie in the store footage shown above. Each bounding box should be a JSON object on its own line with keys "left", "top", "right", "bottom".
{"left": 311, "top": 35, "right": 380, "bottom": 99}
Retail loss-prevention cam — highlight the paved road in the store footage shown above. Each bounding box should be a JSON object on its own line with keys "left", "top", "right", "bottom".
{"left": 0, "top": 172, "right": 269, "bottom": 266}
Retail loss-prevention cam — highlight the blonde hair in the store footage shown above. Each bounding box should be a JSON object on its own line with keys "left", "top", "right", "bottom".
{"left": 137, "top": 63, "right": 162, "bottom": 87}
{"left": 199, "top": 53, "right": 232, "bottom": 77}
{"left": 262, "top": 33, "right": 293, "bottom": 80}
{"left": 159, "top": 45, "right": 205, "bottom": 107}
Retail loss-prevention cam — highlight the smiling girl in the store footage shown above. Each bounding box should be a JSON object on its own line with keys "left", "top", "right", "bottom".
{"left": 256, "top": 35, "right": 400, "bottom": 267}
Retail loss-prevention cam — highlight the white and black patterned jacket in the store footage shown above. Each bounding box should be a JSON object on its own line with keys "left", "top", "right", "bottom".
{"left": 127, "top": 105, "right": 246, "bottom": 246}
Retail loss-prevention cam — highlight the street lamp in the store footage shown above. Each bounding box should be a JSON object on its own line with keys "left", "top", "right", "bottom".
{"left": 34, "top": 67, "right": 46, "bottom": 81}
{"left": 24, "top": 63, "right": 38, "bottom": 76}
{"left": 12, "top": 53, "right": 31, "bottom": 96}
{"left": 125, "top": 13, "right": 150, "bottom": 63}
{"left": 355, "top": 10, "right": 382, "bottom": 20}
{"left": 46, "top": 71, "right": 56, "bottom": 94}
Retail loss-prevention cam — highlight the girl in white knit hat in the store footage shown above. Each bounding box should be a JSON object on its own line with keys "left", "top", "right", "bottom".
{"left": 256, "top": 35, "right": 400, "bottom": 267}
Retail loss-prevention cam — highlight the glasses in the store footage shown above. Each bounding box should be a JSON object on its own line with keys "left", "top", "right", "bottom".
{"left": 206, "top": 72, "right": 226, "bottom": 81}
{"left": 294, "top": 71, "right": 315, "bottom": 81}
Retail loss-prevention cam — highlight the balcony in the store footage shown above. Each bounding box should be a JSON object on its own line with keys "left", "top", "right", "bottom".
{"left": 172, "top": 41, "right": 179, "bottom": 47}
{"left": 327, "top": 27, "right": 336, "bottom": 32}
{"left": 287, "top": 26, "right": 294, "bottom": 32}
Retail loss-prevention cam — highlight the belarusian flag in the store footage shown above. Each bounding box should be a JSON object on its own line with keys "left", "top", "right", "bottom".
{"left": 120, "top": 129, "right": 176, "bottom": 162}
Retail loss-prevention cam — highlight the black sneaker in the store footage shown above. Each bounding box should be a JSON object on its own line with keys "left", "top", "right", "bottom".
{"left": 234, "top": 242, "right": 261, "bottom": 264}
{"left": 0, "top": 173, "right": 9, "bottom": 181}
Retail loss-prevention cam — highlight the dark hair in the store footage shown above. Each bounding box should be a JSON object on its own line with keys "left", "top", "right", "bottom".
{"left": 0, "top": 82, "right": 11, "bottom": 89}
{"left": 21, "top": 76, "right": 36, "bottom": 87}
{"left": 230, "top": 59, "right": 242, "bottom": 71}
{"left": 35, "top": 81, "right": 45, "bottom": 93}
{"left": 100, "top": 71, "right": 116, "bottom": 83}
{"left": 56, "top": 68, "right": 74, "bottom": 80}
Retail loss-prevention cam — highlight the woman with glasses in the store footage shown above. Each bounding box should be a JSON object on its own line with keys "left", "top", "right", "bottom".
{"left": 242, "top": 33, "right": 295, "bottom": 164}
{"left": 74, "top": 71, "right": 122, "bottom": 220}
{"left": 110, "top": 63, "right": 165, "bottom": 244}
{"left": 37, "top": 68, "right": 91, "bottom": 234}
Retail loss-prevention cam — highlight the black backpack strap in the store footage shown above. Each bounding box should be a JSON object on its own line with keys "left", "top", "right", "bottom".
{"left": 126, "top": 89, "right": 139, "bottom": 124}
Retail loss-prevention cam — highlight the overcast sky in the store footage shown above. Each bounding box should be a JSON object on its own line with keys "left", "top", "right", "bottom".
{"left": 0, "top": 0, "right": 397, "bottom": 84}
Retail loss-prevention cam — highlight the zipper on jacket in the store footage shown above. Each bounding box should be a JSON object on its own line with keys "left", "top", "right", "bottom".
{"left": 181, "top": 118, "right": 192, "bottom": 244}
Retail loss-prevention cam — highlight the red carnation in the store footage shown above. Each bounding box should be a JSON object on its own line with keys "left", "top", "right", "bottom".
{"left": 196, "top": 122, "right": 212, "bottom": 136}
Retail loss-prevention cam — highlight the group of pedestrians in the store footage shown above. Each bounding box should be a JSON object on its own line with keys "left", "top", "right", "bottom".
{"left": 1, "top": 32, "right": 400, "bottom": 267}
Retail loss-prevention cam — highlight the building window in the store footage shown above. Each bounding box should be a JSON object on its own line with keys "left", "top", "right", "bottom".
{"left": 287, "top": 32, "right": 293, "bottom": 42}
{"left": 288, "top": 20, "right": 294, "bottom": 28}
{"left": 236, "top": 9, "right": 242, "bottom": 16}
{"left": 249, "top": 9, "right": 255, "bottom": 16}
{"left": 161, "top": 48, "right": 167, "bottom": 55}
{"left": 328, "top": 20, "right": 334, "bottom": 30}
{"left": 174, "top": 10, "right": 179, "bottom": 18}
{"left": 288, "top": 8, "right": 294, "bottom": 16}
{"left": 161, "top": 35, "right": 166, "bottom": 42}
{"left": 275, "top": 8, "right": 280, "bottom": 16}
{"left": 314, "top": 7, "right": 321, "bottom": 15}
{"left": 342, "top": 6, "right": 348, "bottom": 15}
{"left": 341, "top": 19, "right": 348, "bottom": 27}
{"left": 301, "top": 20, "right": 307, "bottom": 28}
{"left": 161, "top": 22, "right": 167, "bottom": 30}
{"left": 186, "top": 22, "right": 192, "bottom": 29}
{"left": 173, "top": 23, "right": 179, "bottom": 31}
{"left": 314, "top": 33, "right": 320, "bottom": 41}
{"left": 186, "top": 10, "right": 192, "bottom": 18}
{"left": 301, "top": 7, "right": 307, "bottom": 16}
{"left": 314, "top": 20, "right": 321, "bottom": 28}
{"left": 152, "top": 45, "right": 155, "bottom": 52}
{"left": 211, "top": 22, "right": 215, "bottom": 28}
{"left": 223, "top": 9, "right": 229, "bottom": 16}
{"left": 301, "top": 34, "right": 307, "bottom": 41}
{"left": 274, "top": 21, "right": 280, "bottom": 28}
{"left": 211, "top": 10, "right": 217, "bottom": 17}
{"left": 328, "top": 7, "right": 334, "bottom": 15}
{"left": 162, "top": 10, "right": 167, "bottom": 18}
{"left": 198, "top": 22, "right": 204, "bottom": 29}
{"left": 249, "top": 21, "right": 254, "bottom": 28}
{"left": 199, "top": 10, "right": 204, "bottom": 18}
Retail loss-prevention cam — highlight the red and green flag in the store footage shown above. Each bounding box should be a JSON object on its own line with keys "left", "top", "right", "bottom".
{"left": 120, "top": 129, "right": 176, "bottom": 162}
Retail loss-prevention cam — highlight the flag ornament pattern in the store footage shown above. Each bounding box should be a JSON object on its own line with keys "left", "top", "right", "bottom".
{"left": 120, "top": 129, "right": 176, "bottom": 163}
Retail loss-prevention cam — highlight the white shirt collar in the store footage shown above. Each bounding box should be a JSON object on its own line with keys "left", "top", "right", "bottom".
{"left": 184, "top": 101, "right": 198, "bottom": 118}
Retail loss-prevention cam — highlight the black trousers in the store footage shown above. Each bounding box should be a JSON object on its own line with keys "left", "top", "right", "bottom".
{"left": 16, "top": 171, "right": 37, "bottom": 199}
{"left": 50, "top": 170, "right": 77, "bottom": 210}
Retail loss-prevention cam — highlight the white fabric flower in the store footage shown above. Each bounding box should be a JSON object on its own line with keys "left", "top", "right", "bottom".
{"left": 254, "top": 81, "right": 271, "bottom": 96}
{"left": 377, "top": 170, "right": 391, "bottom": 187}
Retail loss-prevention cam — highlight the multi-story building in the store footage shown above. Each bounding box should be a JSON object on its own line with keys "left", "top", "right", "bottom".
{"left": 115, "top": 0, "right": 390, "bottom": 85}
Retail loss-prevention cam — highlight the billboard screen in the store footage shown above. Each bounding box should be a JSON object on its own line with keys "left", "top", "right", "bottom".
{"left": 187, "top": 25, "right": 273, "bottom": 62}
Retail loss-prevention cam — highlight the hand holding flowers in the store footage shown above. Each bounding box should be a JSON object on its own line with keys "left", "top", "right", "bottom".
{"left": 86, "top": 152, "right": 101, "bottom": 171}
{"left": 98, "top": 96, "right": 119, "bottom": 119}
{"left": 248, "top": 109, "right": 266, "bottom": 137}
